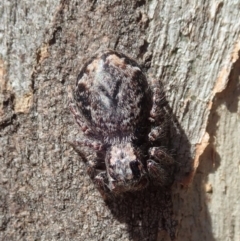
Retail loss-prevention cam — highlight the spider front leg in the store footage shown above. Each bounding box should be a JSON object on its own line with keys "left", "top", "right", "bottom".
{"left": 70, "top": 138, "right": 106, "bottom": 174}
{"left": 148, "top": 126, "right": 164, "bottom": 142}
{"left": 69, "top": 137, "right": 106, "bottom": 176}
{"left": 147, "top": 147, "right": 175, "bottom": 186}
{"left": 69, "top": 138, "right": 105, "bottom": 162}
{"left": 73, "top": 139, "right": 105, "bottom": 151}
{"left": 148, "top": 79, "right": 166, "bottom": 142}
{"left": 94, "top": 172, "right": 111, "bottom": 199}
{"left": 149, "top": 79, "right": 165, "bottom": 121}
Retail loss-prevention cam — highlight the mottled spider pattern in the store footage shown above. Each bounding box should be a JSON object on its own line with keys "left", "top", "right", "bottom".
{"left": 69, "top": 50, "right": 175, "bottom": 197}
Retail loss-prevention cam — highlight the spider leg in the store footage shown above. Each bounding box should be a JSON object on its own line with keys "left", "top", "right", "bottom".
{"left": 86, "top": 157, "right": 106, "bottom": 178}
{"left": 148, "top": 126, "right": 163, "bottom": 142}
{"left": 94, "top": 172, "right": 111, "bottom": 199}
{"left": 149, "top": 79, "right": 165, "bottom": 122}
{"left": 148, "top": 79, "right": 166, "bottom": 142}
{"left": 147, "top": 147, "right": 175, "bottom": 186}
{"left": 73, "top": 139, "right": 104, "bottom": 151}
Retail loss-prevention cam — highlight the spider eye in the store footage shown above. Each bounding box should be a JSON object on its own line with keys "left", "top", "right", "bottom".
{"left": 129, "top": 160, "right": 141, "bottom": 178}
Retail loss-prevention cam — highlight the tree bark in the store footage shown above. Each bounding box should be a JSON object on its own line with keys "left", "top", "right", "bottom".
{"left": 1, "top": 0, "right": 240, "bottom": 240}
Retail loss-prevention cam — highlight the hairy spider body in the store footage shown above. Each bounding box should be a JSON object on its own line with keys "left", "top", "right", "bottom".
{"left": 70, "top": 50, "right": 174, "bottom": 196}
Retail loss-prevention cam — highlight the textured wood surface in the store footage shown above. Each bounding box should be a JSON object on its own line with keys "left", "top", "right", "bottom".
{"left": 0, "top": 0, "right": 240, "bottom": 240}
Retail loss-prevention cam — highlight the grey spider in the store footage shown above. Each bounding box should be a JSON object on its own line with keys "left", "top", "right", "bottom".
{"left": 69, "top": 49, "right": 175, "bottom": 197}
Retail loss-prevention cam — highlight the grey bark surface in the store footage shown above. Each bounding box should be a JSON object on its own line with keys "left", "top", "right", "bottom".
{"left": 0, "top": 0, "right": 240, "bottom": 240}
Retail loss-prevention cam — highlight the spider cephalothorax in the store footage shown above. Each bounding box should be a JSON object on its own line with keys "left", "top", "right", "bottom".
{"left": 69, "top": 49, "right": 175, "bottom": 197}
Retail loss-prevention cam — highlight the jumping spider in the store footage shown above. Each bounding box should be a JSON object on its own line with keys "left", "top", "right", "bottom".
{"left": 69, "top": 50, "right": 175, "bottom": 197}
